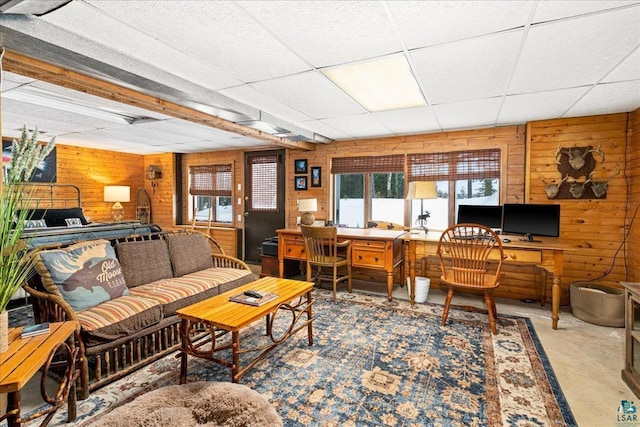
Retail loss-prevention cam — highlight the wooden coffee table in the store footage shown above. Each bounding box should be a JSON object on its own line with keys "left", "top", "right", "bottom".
{"left": 177, "top": 276, "right": 314, "bottom": 383}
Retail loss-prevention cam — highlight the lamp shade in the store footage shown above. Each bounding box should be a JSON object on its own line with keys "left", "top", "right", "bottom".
{"left": 104, "top": 186, "right": 130, "bottom": 203}
{"left": 406, "top": 181, "right": 437, "bottom": 200}
{"left": 297, "top": 198, "right": 318, "bottom": 212}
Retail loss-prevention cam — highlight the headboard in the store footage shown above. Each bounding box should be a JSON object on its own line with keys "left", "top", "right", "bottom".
{"left": 24, "top": 183, "right": 82, "bottom": 209}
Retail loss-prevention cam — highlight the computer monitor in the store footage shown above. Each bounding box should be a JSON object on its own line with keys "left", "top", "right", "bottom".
{"left": 501, "top": 203, "right": 561, "bottom": 242}
{"left": 456, "top": 205, "right": 503, "bottom": 229}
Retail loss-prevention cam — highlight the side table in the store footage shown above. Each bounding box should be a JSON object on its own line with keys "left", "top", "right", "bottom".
{"left": 0, "top": 321, "right": 79, "bottom": 427}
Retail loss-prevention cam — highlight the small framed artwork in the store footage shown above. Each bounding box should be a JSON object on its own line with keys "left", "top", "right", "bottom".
{"left": 295, "top": 176, "right": 308, "bottom": 190}
{"left": 311, "top": 167, "right": 321, "bottom": 187}
{"left": 294, "top": 159, "right": 308, "bottom": 174}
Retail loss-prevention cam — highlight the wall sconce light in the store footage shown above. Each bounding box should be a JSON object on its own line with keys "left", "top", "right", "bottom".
{"left": 104, "top": 185, "right": 130, "bottom": 222}
{"left": 297, "top": 198, "right": 318, "bottom": 226}
{"left": 146, "top": 165, "right": 162, "bottom": 193}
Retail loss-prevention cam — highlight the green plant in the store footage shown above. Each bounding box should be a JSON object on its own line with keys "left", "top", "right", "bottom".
{"left": 0, "top": 126, "right": 55, "bottom": 312}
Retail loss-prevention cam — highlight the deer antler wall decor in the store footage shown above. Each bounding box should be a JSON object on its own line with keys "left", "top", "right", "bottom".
{"left": 545, "top": 141, "right": 615, "bottom": 199}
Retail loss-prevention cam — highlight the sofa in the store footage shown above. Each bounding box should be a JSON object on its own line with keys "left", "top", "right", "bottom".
{"left": 24, "top": 230, "right": 255, "bottom": 399}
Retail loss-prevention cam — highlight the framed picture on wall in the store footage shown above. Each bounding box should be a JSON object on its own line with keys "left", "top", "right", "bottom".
{"left": 311, "top": 167, "right": 321, "bottom": 187}
{"left": 2, "top": 140, "right": 57, "bottom": 182}
{"left": 294, "top": 159, "right": 308, "bottom": 174}
{"left": 295, "top": 176, "right": 308, "bottom": 190}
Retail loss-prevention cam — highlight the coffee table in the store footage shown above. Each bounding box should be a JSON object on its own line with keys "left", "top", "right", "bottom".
{"left": 177, "top": 276, "right": 314, "bottom": 383}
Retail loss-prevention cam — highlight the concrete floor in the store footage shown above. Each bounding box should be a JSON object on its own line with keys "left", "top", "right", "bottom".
{"left": 13, "top": 277, "right": 630, "bottom": 426}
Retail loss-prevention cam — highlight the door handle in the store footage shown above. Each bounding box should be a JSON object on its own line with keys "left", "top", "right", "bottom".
{"left": 243, "top": 212, "right": 250, "bottom": 217}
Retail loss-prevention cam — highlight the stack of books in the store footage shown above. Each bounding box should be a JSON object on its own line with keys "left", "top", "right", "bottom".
{"left": 229, "top": 291, "right": 278, "bottom": 306}
{"left": 21, "top": 322, "right": 50, "bottom": 338}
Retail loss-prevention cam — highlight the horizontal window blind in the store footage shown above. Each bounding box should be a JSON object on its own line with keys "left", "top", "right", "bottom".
{"left": 331, "top": 154, "right": 405, "bottom": 174}
{"left": 189, "top": 164, "right": 232, "bottom": 196}
{"left": 407, "top": 149, "right": 500, "bottom": 181}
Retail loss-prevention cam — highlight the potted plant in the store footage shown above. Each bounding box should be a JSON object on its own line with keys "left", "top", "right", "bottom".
{"left": 0, "top": 126, "right": 55, "bottom": 352}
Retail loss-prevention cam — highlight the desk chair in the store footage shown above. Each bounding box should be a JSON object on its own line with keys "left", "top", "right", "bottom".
{"left": 437, "top": 223, "right": 504, "bottom": 334}
{"left": 300, "top": 225, "right": 352, "bottom": 302}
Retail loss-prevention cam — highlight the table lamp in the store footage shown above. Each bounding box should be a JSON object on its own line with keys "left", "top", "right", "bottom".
{"left": 406, "top": 181, "right": 437, "bottom": 233}
{"left": 104, "top": 185, "right": 130, "bottom": 222}
{"left": 298, "top": 198, "right": 318, "bottom": 226}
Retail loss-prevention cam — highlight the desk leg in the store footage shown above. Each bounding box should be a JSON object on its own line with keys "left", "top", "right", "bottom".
{"left": 552, "top": 274, "right": 561, "bottom": 330}
{"left": 407, "top": 240, "right": 416, "bottom": 305}
{"left": 386, "top": 271, "right": 394, "bottom": 302}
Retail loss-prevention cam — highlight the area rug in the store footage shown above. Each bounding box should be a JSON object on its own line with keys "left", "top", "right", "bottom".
{"left": 16, "top": 289, "right": 576, "bottom": 427}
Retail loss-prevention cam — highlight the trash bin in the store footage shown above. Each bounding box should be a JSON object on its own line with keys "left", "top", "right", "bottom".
{"left": 570, "top": 282, "right": 624, "bottom": 327}
{"left": 406, "top": 276, "right": 430, "bottom": 303}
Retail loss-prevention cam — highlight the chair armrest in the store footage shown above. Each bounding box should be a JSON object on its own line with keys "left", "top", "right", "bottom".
{"left": 336, "top": 239, "right": 351, "bottom": 248}
{"left": 211, "top": 254, "right": 253, "bottom": 272}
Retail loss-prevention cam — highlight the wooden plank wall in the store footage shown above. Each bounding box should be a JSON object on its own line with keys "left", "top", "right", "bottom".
{"left": 528, "top": 113, "right": 630, "bottom": 296}
{"left": 143, "top": 153, "right": 175, "bottom": 228}
{"left": 627, "top": 108, "right": 640, "bottom": 282}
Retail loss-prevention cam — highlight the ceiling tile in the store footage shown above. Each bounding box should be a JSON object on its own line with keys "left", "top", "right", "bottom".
{"left": 566, "top": 80, "right": 640, "bottom": 116}
{"left": 251, "top": 71, "right": 366, "bottom": 119}
{"left": 293, "top": 120, "right": 350, "bottom": 141}
{"left": 498, "top": 87, "right": 590, "bottom": 123}
{"left": 238, "top": 1, "right": 401, "bottom": 68}
{"left": 389, "top": 1, "right": 532, "bottom": 49}
{"left": 219, "top": 85, "right": 313, "bottom": 123}
{"left": 509, "top": 7, "right": 640, "bottom": 94}
{"left": 532, "top": 1, "right": 639, "bottom": 23}
{"left": 372, "top": 107, "right": 441, "bottom": 135}
{"left": 433, "top": 98, "right": 503, "bottom": 130}
{"left": 412, "top": 31, "right": 522, "bottom": 104}
{"left": 320, "top": 113, "right": 392, "bottom": 139}
{"left": 603, "top": 48, "right": 640, "bottom": 83}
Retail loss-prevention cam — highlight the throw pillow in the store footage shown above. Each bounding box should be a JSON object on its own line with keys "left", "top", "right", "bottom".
{"left": 44, "top": 207, "right": 89, "bottom": 227}
{"left": 116, "top": 239, "right": 174, "bottom": 287}
{"left": 34, "top": 239, "right": 129, "bottom": 311}
{"left": 166, "top": 233, "right": 213, "bottom": 277}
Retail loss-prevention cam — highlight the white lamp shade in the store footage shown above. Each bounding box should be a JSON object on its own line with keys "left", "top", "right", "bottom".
{"left": 297, "top": 198, "right": 318, "bottom": 212}
{"left": 104, "top": 186, "right": 131, "bottom": 203}
{"left": 406, "top": 181, "right": 437, "bottom": 200}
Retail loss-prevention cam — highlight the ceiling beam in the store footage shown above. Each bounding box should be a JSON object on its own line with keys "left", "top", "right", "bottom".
{"left": 2, "top": 50, "right": 316, "bottom": 151}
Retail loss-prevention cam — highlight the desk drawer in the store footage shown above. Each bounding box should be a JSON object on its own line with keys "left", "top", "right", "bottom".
{"left": 282, "top": 235, "right": 306, "bottom": 260}
{"left": 353, "top": 248, "right": 386, "bottom": 268}
{"left": 353, "top": 240, "right": 386, "bottom": 250}
{"left": 493, "top": 249, "right": 542, "bottom": 263}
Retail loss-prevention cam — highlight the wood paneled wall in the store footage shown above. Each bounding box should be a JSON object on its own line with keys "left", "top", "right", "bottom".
{"left": 628, "top": 108, "right": 640, "bottom": 282}
{"left": 143, "top": 153, "right": 175, "bottom": 229}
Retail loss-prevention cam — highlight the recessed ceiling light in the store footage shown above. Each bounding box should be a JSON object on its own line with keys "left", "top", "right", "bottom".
{"left": 324, "top": 56, "right": 426, "bottom": 112}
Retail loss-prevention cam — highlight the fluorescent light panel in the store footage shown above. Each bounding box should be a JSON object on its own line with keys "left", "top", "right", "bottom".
{"left": 324, "top": 56, "right": 426, "bottom": 112}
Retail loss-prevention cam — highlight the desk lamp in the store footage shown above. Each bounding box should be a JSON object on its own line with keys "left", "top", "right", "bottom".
{"left": 104, "top": 186, "right": 130, "bottom": 222}
{"left": 298, "top": 198, "right": 318, "bottom": 226}
{"left": 406, "top": 181, "right": 437, "bottom": 233}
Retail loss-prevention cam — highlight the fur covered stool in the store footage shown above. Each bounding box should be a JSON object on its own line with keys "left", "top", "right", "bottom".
{"left": 91, "top": 381, "right": 283, "bottom": 427}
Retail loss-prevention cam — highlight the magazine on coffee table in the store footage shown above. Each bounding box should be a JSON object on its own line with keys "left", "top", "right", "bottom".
{"left": 229, "top": 291, "right": 279, "bottom": 306}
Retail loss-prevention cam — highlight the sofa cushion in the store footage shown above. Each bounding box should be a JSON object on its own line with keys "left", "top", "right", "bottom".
{"left": 34, "top": 239, "right": 129, "bottom": 311}
{"left": 129, "top": 268, "right": 254, "bottom": 315}
{"left": 76, "top": 295, "right": 163, "bottom": 347}
{"left": 116, "top": 239, "right": 173, "bottom": 288}
{"left": 166, "top": 233, "right": 213, "bottom": 277}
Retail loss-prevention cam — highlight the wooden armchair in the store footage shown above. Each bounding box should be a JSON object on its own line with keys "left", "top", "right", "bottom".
{"left": 300, "top": 225, "right": 352, "bottom": 302}
{"left": 437, "top": 223, "right": 504, "bottom": 334}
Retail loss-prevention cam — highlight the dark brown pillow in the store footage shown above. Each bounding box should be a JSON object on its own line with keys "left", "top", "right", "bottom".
{"left": 167, "top": 234, "right": 213, "bottom": 277}
{"left": 116, "top": 240, "right": 173, "bottom": 287}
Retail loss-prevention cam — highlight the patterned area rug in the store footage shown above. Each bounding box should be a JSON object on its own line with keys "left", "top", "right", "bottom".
{"left": 15, "top": 289, "right": 575, "bottom": 427}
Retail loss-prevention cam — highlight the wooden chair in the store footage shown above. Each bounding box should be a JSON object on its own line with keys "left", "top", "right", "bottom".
{"left": 300, "top": 225, "right": 352, "bottom": 302}
{"left": 436, "top": 223, "right": 504, "bottom": 334}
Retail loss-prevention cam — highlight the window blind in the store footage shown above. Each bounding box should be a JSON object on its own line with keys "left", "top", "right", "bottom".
{"left": 407, "top": 149, "right": 500, "bottom": 181}
{"left": 247, "top": 153, "right": 279, "bottom": 212}
{"left": 331, "top": 154, "right": 405, "bottom": 174}
{"left": 189, "top": 164, "right": 232, "bottom": 196}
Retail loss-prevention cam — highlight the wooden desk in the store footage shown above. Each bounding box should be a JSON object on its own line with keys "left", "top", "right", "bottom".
{"left": 277, "top": 228, "right": 405, "bottom": 301}
{"left": 403, "top": 232, "right": 574, "bottom": 330}
{"left": 0, "top": 321, "right": 78, "bottom": 427}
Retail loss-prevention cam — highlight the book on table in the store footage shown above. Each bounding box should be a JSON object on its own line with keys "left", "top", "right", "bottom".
{"left": 229, "top": 291, "right": 279, "bottom": 306}
{"left": 21, "top": 322, "right": 50, "bottom": 338}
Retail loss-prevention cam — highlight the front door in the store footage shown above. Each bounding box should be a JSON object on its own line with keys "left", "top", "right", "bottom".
{"left": 243, "top": 150, "right": 285, "bottom": 263}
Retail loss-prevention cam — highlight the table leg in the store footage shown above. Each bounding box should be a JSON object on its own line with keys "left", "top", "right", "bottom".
{"left": 179, "top": 319, "right": 189, "bottom": 384}
{"left": 552, "top": 274, "right": 561, "bottom": 330}
{"left": 386, "top": 271, "right": 394, "bottom": 301}
{"left": 306, "top": 291, "right": 314, "bottom": 346}
{"left": 231, "top": 331, "right": 240, "bottom": 383}
{"left": 6, "top": 391, "right": 20, "bottom": 427}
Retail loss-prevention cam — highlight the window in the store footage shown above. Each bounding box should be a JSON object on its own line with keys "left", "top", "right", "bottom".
{"left": 189, "top": 164, "right": 232, "bottom": 223}
{"left": 407, "top": 149, "right": 500, "bottom": 230}
{"left": 332, "top": 155, "right": 404, "bottom": 228}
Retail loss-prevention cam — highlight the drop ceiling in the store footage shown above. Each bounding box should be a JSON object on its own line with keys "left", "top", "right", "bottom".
{"left": 0, "top": 0, "right": 639, "bottom": 154}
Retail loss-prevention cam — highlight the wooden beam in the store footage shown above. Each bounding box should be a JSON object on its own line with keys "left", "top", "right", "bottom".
{"left": 2, "top": 50, "right": 316, "bottom": 151}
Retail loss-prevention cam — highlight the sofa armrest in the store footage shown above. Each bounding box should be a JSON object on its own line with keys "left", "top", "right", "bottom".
{"left": 23, "top": 282, "right": 79, "bottom": 326}
{"left": 211, "top": 254, "right": 252, "bottom": 272}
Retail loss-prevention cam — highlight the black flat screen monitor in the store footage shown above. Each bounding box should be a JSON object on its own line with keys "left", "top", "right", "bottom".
{"left": 501, "top": 203, "right": 560, "bottom": 242}
{"left": 456, "top": 205, "right": 503, "bottom": 229}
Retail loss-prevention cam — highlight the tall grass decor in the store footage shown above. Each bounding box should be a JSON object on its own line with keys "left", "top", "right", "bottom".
{"left": 0, "top": 126, "right": 55, "bottom": 352}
